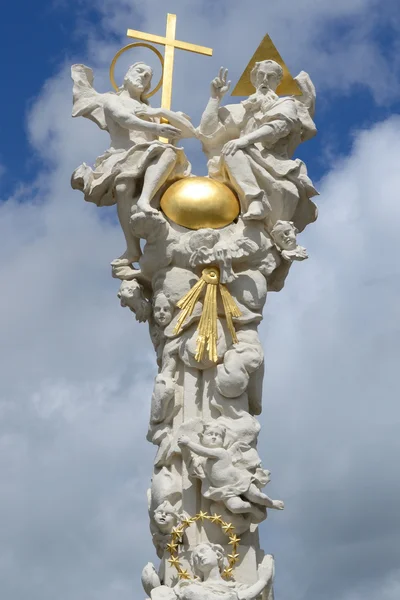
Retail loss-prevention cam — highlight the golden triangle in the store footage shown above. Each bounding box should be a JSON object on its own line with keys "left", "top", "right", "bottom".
{"left": 231, "top": 33, "right": 302, "bottom": 97}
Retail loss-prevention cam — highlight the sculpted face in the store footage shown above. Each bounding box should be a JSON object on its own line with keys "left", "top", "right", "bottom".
{"left": 124, "top": 63, "right": 153, "bottom": 96}
{"left": 193, "top": 543, "right": 220, "bottom": 573}
{"left": 201, "top": 425, "right": 225, "bottom": 448}
{"left": 272, "top": 223, "right": 297, "bottom": 250}
{"left": 153, "top": 294, "right": 173, "bottom": 327}
{"left": 253, "top": 60, "right": 283, "bottom": 94}
{"left": 154, "top": 508, "right": 176, "bottom": 531}
{"left": 118, "top": 281, "right": 139, "bottom": 307}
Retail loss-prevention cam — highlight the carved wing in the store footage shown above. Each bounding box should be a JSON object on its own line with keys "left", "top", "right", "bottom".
{"left": 141, "top": 563, "right": 161, "bottom": 596}
{"left": 294, "top": 71, "right": 317, "bottom": 141}
{"left": 228, "top": 441, "right": 252, "bottom": 466}
{"left": 71, "top": 64, "right": 108, "bottom": 131}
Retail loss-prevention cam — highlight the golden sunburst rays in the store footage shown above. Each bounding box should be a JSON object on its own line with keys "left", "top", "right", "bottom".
{"left": 173, "top": 267, "right": 242, "bottom": 364}
{"left": 165, "top": 511, "right": 241, "bottom": 581}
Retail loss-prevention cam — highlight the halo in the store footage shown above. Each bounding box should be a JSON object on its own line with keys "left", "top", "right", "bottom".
{"left": 109, "top": 42, "right": 164, "bottom": 97}
{"left": 166, "top": 511, "right": 240, "bottom": 581}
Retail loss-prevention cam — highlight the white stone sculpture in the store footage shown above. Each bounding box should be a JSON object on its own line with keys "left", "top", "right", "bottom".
{"left": 71, "top": 62, "right": 195, "bottom": 265}
{"left": 151, "top": 501, "right": 186, "bottom": 559}
{"left": 270, "top": 220, "right": 308, "bottom": 261}
{"left": 178, "top": 424, "right": 283, "bottom": 520}
{"left": 197, "top": 63, "right": 318, "bottom": 231}
{"left": 71, "top": 51, "right": 317, "bottom": 595}
{"left": 145, "top": 546, "right": 275, "bottom": 600}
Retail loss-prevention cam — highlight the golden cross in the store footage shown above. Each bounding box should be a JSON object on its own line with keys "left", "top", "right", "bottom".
{"left": 127, "top": 13, "right": 213, "bottom": 110}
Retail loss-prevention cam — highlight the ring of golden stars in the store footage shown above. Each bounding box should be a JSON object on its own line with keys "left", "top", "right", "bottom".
{"left": 166, "top": 511, "right": 241, "bottom": 580}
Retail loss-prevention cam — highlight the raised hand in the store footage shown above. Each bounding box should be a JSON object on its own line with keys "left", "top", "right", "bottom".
{"left": 211, "top": 67, "right": 231, "bottom": 100}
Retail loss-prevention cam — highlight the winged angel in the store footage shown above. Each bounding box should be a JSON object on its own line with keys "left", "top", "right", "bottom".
{"left": 178, "top": 423, "right": 284, "bottom": 521}
{"left": 71, "top": 62, "right": 196, "bottom": 266}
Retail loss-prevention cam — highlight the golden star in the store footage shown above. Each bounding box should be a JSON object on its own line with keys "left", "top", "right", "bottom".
{"left": 197, "top": 511, "right": 209, "bottom": 521}
{"left": 166, "top": 542, "right": 178, "bottom": 553}
{"left": 178, "top": 569, "right": 191, "bottom": 580}
{"left": 209, "top": 513, "right": 222, "bottom": 524}
{"left": 222, "top": 567, "right": 233, "bottom": 579}
{"left": 168, "top": 556, "right": 181, "bottom": 567}
{"left": 182, "top": 518, "right": 195, "bottom": 527}
{"left": 222, "top": 522, "right": 234, "bottom": 535}
{"left": 228, "top": 552, "right": 240, "bottom": 563}
{"left": 172, "top": 526, "right": 184, "bottom": 536}
{"left": 228, "top": 535, "right": 241, "bottom": 545}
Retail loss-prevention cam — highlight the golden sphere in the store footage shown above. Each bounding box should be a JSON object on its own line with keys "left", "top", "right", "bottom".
{"left": 160, "top": 177, "right": 240, "bottom": 230}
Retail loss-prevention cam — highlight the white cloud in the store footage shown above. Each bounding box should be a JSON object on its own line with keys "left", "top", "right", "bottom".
{"left": 1, "top": 1, "right": 400, "bottom": 599}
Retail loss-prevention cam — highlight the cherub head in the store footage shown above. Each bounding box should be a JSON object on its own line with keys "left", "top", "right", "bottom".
{"left": 123, "top": 62, "right": 153, "bottom": 103}
{"left": 189, "top": 229, "right": 220, "bottom": 252}
{"left": 153, "top": 292, "right": 174, "bottom": 327}
{"left": 200, "top": 423, "right": 226, "bottom": 449}
{"left": 191, "top": 543, "right": 226, "bottom": 579}
{"left": 118, "top": 279, "right": 140, "bottom": 306}
{"left": 153, "top": 501, "right": 180, "bottom": 533}
{"left": 270, "top": 220, "right": 298, "bottom": 251}
{"left": 250, "top": 60, "right": 283, "bottom": 94}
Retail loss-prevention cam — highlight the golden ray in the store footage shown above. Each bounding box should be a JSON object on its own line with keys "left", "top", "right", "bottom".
{"left": 231, "top": 34, "right": 301, "bottom": 97}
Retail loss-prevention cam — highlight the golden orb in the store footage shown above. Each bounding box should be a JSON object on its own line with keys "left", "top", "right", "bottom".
{"left": 160, "top": 177, "right": 240, "bottom": 230}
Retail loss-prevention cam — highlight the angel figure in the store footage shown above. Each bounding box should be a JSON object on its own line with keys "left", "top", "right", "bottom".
{"left": 270, "top": 220, "right": 308, "bottom": 261}
{"left": 118, "top": 278, "right": 152, "bottom": 322}
{"left": 178, "top": 423, "right": 284, "bottom": 519}
{"left": 153, "top": 292, "right": 175, "bottom": 328}
{"left": 197, "top": 62, "right": 318, "bottom": 231}
{"left": 71, "top": 62, "right": 196, "bottom": 265}
{"left": 150, "top": 501, "right": 184, "bottom": 558}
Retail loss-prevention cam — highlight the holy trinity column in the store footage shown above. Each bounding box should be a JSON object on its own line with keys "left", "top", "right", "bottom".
{"left": 71, "top": 13, "right": 318, "bottom": 599}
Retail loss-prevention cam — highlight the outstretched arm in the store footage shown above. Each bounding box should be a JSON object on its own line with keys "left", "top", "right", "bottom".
{"left": 178, "top": 436, "right": 223, "bottom": 459}
{"left": 136, "top": 107, "right": 196, "bottom": 138}
{"left": 104, "top": 96, "right": 181, "bottom": 139}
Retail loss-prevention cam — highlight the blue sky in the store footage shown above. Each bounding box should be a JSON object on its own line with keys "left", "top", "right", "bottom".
{"left": 1, "top": 1, "right": 400, "bottom": 600}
